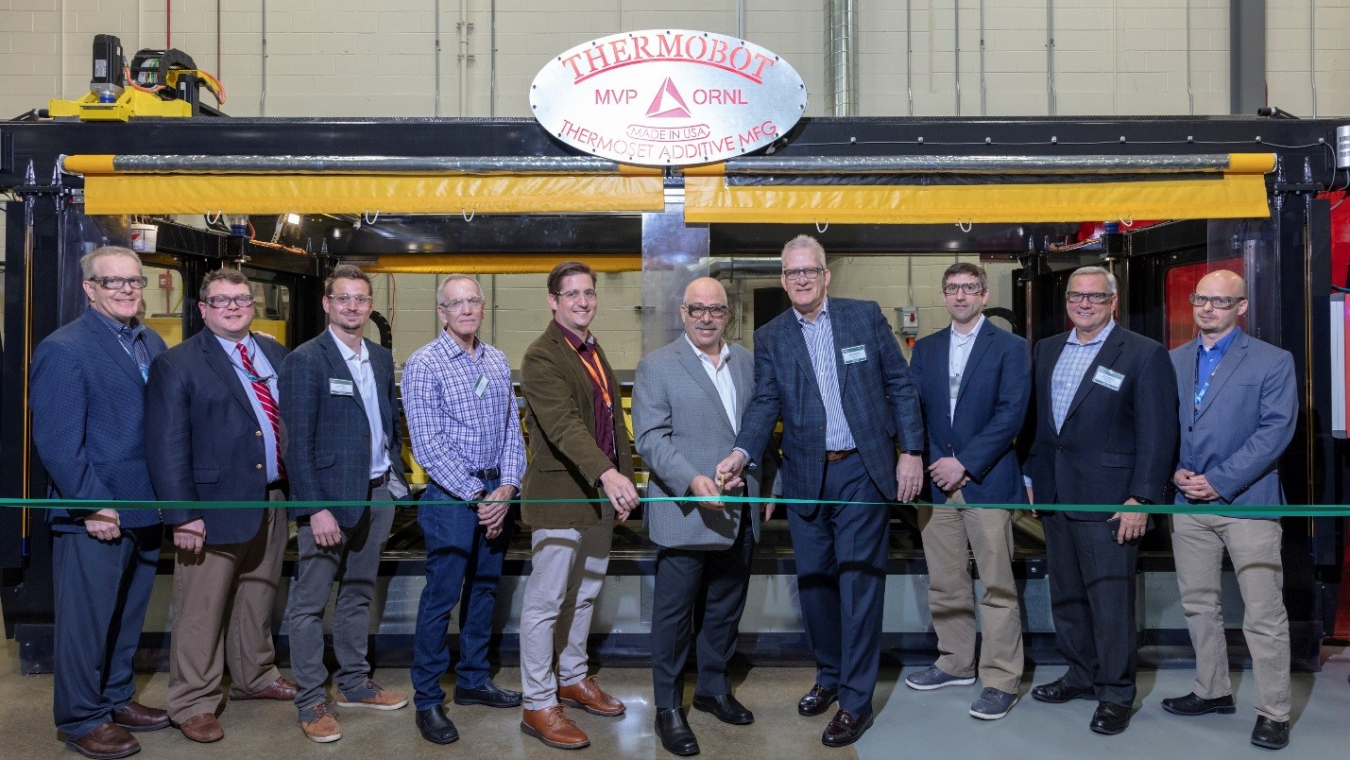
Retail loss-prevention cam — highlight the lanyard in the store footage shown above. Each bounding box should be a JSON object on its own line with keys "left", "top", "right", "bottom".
{"left": 574, "top": 343, "right": 613, "bottom": 408}
{"left": 1194, "top": 351, "right": 1222, "bottom": 411}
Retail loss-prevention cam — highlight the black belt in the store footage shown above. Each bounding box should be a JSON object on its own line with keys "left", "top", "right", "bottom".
{"left": 473, "top": 467, "right": 501, "bottom": 480}
{"left": 825, "top": 448, "right": 858, "bottom": 463}
{"left": 369, "top": 471, "right": 390, "bottom": 489}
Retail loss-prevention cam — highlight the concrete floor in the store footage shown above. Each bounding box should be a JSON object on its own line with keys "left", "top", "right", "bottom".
{"left": 3, "top": 637, "right": 1349, "bottom": 759}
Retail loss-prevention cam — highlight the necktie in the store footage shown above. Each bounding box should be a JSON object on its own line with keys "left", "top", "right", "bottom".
{"left": 238, "top": 343, "right": 285, "bottom": 480}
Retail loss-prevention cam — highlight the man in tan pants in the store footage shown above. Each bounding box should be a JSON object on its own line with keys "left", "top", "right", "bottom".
{"left": 1162, "top": 269, "right": 1296, "bottom": 751}
{"left": 905, "top": 263, "right": 1030, "bottom": 720}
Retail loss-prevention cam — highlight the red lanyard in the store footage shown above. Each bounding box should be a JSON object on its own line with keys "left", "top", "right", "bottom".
{"left": 574, "top": 344, "right": 613, "bottom": 408}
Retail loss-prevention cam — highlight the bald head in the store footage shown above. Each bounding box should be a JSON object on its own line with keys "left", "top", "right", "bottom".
{"left": 1192, "top": 268, "right": 1248, "bottom": 345}
{"left": 681, "top": 277, "right": 730, "bottom": 354}
{"left": 1196, "top": 269, "right": 1246, "bottom": 298}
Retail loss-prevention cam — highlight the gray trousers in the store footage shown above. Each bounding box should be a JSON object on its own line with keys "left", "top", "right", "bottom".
{"left": 1172, "top": 513, "right": 1291, "bottom": 721}
{"left": 287, "top": 493, "right": 396, "bottom": 710}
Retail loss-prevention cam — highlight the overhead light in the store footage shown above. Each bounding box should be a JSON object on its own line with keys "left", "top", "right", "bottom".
{"left": 286, "top": 213, "right": 302, "bottom": 225}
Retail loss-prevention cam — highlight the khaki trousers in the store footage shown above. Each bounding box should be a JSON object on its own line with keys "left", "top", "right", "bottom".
{"left": 519, "top": 520, "right": 614, "bottom": 710}
{"left": 168, "top": 501, "right": 287, "bottom": 723}
{"left": 917, "top": 490, "right": 1024, "bottom": 693}
{"left": 1172, "top": 513, "right": 1291, "bottom": 721}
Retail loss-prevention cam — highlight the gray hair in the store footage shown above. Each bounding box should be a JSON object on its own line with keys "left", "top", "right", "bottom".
{"left": 437, "top": 274, "right": 481, "bottom": 307}
{"left": 80, "top": 246, "right": 140, "bottom": 280}
{"left": 1068, "top": 265, "right": 1117, "bottom": 295}
{"left": 781, "top": 234, "right": 827, "bottom": 269}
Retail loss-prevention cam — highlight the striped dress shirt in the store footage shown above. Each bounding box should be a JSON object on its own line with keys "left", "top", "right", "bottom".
{"left": 798, "top": 298, "right": 856, "bottom": 451}
{"left": 1050, "top": 320, "right": 1116, "bottom": 434}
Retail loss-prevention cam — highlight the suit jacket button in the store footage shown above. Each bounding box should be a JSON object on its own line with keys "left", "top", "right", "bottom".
{"left": 1187, "top": 426, "right": 1192, "bottom": 432}
{"left": 255, "top": 463, "right": 263, "bottom": 470}
{"left": 255, "top": 430, "right": 263, "bottom": 437}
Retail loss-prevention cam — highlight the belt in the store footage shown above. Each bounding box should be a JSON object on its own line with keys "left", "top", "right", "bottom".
{"left": 472, "top": 467, "right": 501, "bottom": 480}
{"left": 369, "top": 471, "right": 390, "bottom": 489}
{"left": 825, "top": 448, "right": 858, "bottom": 463}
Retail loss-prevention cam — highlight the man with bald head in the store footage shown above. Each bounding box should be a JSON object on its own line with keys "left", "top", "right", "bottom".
{"left": 633, "top": 277, "right": 772, "bottom": 756}
{"left": 1161, "top": 269, "right": 1296, "bottom": 751}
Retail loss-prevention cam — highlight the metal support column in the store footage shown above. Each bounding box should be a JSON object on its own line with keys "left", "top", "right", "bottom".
{"left": 640, "top": 187, "right": 709, "bottom": 357}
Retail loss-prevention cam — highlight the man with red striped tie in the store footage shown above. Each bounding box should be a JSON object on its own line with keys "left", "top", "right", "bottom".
{"left": 146, "top": 267, "right": 296, "bottom": 745}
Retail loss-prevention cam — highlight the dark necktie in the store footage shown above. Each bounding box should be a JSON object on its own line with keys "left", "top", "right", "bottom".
{"left": 237, "top": 342, "right": 285, "bottom": 480}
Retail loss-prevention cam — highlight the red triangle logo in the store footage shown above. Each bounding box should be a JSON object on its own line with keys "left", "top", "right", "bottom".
{"left": 646, "top": 77, "right": 692, "bottom": 118}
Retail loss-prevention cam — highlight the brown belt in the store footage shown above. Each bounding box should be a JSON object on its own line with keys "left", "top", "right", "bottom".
{"left": 825, "top": 448, "right": 858, "bottom": 463}
{"left": 369, "top": 471, "right": 390, "bottom": 489}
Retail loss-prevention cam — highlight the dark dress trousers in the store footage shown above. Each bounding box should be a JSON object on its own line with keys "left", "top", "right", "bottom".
{"left": 30, "top": 308, "right": 167, "bottom": 740}
{"left": 734, "top": 298, "right": 924, "bottom": 717}
{"left": 1024, "top": 324, "right": 1177, "bottom": 707}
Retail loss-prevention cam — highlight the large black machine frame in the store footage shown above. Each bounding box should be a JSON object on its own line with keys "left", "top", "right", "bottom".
{"left": 1, "top": 111, "right": 1345, "bottom": 668}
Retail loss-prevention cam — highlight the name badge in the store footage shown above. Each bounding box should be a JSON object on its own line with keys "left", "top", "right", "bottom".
{"left": 841, "top": 345, "right": 867, "bottom": 364}
{"left": 473, "top": 374, "right": 489, "bottom": 398}
{"left": 329, "top": 378, "right": 355, "bottom": 396}
{"left": 1092, "top": 366, "right": 1125, "bottom": 391}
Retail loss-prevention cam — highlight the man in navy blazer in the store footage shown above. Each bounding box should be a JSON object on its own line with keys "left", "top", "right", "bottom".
{"left": 1024, "top": 266, "right": 1177, "bottom": 735}
{"left": 906, "top": 263, "right": 1029, "bottom": 720}
{"left": 718, "top": 235, "right": 925, "bottom": 747}
{"left": 146, "top": 268, "right": 295, "bottom": 744}
{"left": 279, "top": 265, "right": 410, "bottom": 742}
{"left": 31, "top": 247, "right": 171, "bottom": 759}
{"left": 1159, "top": 270, "right": 1296, "bottom": 751}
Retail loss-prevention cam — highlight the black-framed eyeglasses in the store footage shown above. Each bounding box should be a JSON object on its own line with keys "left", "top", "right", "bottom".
{"left": 942, "top": 282, "right": 986, "bottom": 296}
{"left": 782, "top": 266, "right": 825, "bottom": 281}
{"left": 1065, "top": 290, "right": 1113, "bottom": 305}
{"left": 683, "top": 303, "right": 729, "bottom": 319}
{"left": 203, "top": 294, "right": 257, "bottom": 308}
{"left": 554, "top": 289, "right": 598, "bottom": 301}
{"left": 327, "top": 294, "right": 374, "bottom": 306}
{"left": 88, "top": 275, "right": 148, "bottom": 291}
{"left": 439, "top": 297, "right": 485, "bottom": 312}
{"left": 1188, "top": 294, "right": 1246, "bottom": 310}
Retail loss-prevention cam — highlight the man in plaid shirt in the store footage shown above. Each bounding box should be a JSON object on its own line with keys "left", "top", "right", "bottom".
{"left": 404, "top": 274, "right": 526, "bottom": 745}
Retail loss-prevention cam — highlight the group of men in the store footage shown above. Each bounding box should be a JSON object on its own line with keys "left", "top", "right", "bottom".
{"left": 28, "top": 237, "right": 1298, "bottom": 759}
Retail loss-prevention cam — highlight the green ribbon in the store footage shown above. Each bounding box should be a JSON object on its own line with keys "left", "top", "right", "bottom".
{"left": 9, "top": 496, "right": 1350, "bottom": 517}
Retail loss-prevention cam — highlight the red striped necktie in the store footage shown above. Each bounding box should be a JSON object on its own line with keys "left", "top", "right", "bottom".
{"left": 237, "top": 342, "right": 285, "bottom": 480}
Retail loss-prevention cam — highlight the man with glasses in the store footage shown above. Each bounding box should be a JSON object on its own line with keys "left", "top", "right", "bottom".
{"left": 146, "top": 268, "right": 295, "bottom": 744}
{"left": 31, "top": 247, "right": 171, "bottom": 759}
{"left": 1024, "top": 265, "right": 1177, "bottom": 735}
{"left": 717, "top": 235, "right": 925, "bottom": 748}
{"left": 278, "top": 264, "right": 410, "bottom": 743}
{"left": 633, "top": 277, "right": 773, "bottom": 756}
{"left": 518, "top": 261, "right": 637, "bottom": 750}
{"left": 905, "top": 263, "right": 1029, "bottom": 720}
{"left": 1160, "top": 270, "right": 1295, "bottom": 751}
{"left": 403, "top": 274, "right": 525, "bottom": 746}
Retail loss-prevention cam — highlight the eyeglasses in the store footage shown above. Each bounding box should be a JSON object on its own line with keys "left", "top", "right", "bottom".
{"left": 554, "top": 289, "right": 598, "bottom": 301}
{"left": 782, "top": 266, "right": 825, "bottom": 281}
{"left": 328, "top": 294, "right": 373, "bottom": 306}
{"left": 942, "top": 282, "right": 986, "bottom": 296}
{"left": 439, "top": 297, "right": 485, "bottom": 312}
{"left": 683, "top": 303, "right": 729, "bottom": 319}
{"left": 1188, "top": 294, "right": 1246, "bottom": 310}
{"left": 203, "top": 294, "right": 257, "bottom": 308}
{"left": 88, "top": 276, "right": 148, "bottom": 290}
{"left": 1065, "top": 290, "right": 1114, "bottom": 304}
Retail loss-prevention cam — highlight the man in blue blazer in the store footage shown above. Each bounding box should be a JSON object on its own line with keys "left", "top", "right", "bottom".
{"left": 1160, "top": 269, "right": 1296, "bottom": 751}
{"left": 906, "top": 263, "right": 1029, "bottom": 721}
{"left": 279, "top": 265, "right": 410, "bottom": 743}
{"left": 146, "top": 268, "right": 295, "bottom": 744}
{"left": 718, "top": 235, "right": 925, "bottom": 747}
{"left": 31, "top": 247, "right": 170, "bottom": 759}
{"left": 1024, "top": 266, "right": 1178, "bottom": 736}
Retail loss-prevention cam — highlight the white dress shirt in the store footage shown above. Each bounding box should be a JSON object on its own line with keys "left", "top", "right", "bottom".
{"left": 686, "top": 335, "right": 738, "bottom": 433}
{"left": 329, "top": 327, "right": 391, "bottom": 479}
{"left": 948, "top": 314, "right": 985, "bottom": 418}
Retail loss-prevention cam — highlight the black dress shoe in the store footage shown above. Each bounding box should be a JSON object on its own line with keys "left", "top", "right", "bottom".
{"left": 692, "top": 693, "right": 754, "bottom": 725}
{"left": 655, "top": 707, "right": 700, "bottom": 756}
{"left": 1089, "top": 702, "right": 1132, "bottom": 735}
{"left": 1161, "top": 692, "right": 1236, "bottom": 716}
{"left": 822, "top": 709, "right": 874, "bottom": 747}
{"left": 798, "top": 684, "right": 840, "bottom": 717}
{"left": 415, "top": 705, "right": 459, "bottom": 745}
{"left": 1251, "top": 716, "right": 1290, "bottom": 750}
{"left": 454, "top": 679, "right": 523, "bottom": 708}
{"left": 1031, "top": 677, "right": 1096, "bottom": 704}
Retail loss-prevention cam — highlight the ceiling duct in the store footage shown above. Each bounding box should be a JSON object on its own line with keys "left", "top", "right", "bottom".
{"left": 826, "top": 0, "right": 859, "bottom": 116}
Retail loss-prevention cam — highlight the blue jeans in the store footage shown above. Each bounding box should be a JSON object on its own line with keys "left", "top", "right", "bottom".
{"left": 411, "top": 480, "right": 513, "bottom": 710}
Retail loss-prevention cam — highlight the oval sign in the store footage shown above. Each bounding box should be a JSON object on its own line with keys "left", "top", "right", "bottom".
{"left": 530, "top": 30, "right": 808, "bottom": 166}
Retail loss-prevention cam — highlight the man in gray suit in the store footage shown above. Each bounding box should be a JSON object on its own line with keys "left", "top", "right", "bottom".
{"left": 1160, "top": 269, "right": 1296, "bottom": 751}
{"left": 633, "top": 277, "right": 772, "bottom": 756}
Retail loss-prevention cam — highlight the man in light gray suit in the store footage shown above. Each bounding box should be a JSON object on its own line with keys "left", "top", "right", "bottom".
{"left": 633, "top": 277, "right": 772, "bottom": 757}
{"left": 1160, "top": 269, "right": 1296, "bottom": 751}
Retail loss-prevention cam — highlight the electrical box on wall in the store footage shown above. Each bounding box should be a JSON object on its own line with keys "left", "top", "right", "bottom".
{"left": 897, "top": 306, "right": 919, "bottom": 337}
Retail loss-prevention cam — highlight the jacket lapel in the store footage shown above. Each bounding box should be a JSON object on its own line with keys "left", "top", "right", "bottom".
{"left": 320, "top": 333, "right": 366, "bottom": 418}
{"left": 954, "top": 319, "right": 995, "bottom": 409}
{"left": 828, "top": 302, "right": 849, "bottom": 395}
{"left": 676, "top": 342, "right": 736, "bottom": 433}
{"left": 201, "top": 330, "right": 258, "bottom": 416}
{"left": 1063, "top": 326, "right": 1125, "bottom": 425}
{"left": 366, "top": 338, "right": 393, "bottom": 431}
{"left": 1194, "top": 332, "right": 1248, "bottom": 422}
{"left": 80, "top": 309, "right": 146, "bottom": 387}
{"left": 785, "top": 318, "right": 823, "bottom": 398}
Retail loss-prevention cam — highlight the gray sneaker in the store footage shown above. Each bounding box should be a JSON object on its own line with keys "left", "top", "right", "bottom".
{"left": 904, "top": 666, "right": 977, "bottom": 691}
{"left": 969, "top": 687, "right": 1019, "bottom": 720}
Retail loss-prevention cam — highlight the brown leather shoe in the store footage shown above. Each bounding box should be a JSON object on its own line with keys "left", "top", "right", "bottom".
{"left": 176, "top": 713, "right": 224, "bottom": 743}
{"left": 231, "top": 677, "right": 299, "bottom": 701}
{"left": 298, "top": 701, "right": 342, "bottom": 744}
{"left": 520, "top": 705, "right": 590, "bottom": 750}
{"left": 66, "top": 721, "right": 140, "bottom": 759}
{"left": 111, "top": 701, "right": 170, "bottom": 732}
{"left": 822, "top": 709, "right": 874, "bottom": 747}
{"left": 557, "top": 676, "right": 625, "bottom": 716}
